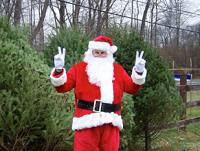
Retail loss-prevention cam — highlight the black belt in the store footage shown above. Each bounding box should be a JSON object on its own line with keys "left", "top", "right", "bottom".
{"left": 78, "top": 99, "right": 120, "bottom": 113}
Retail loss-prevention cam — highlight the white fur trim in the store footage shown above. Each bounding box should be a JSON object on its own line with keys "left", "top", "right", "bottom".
{"left": 99, "top": 63, "right": 114, "bottom": 104}
{"left": 50, "top": 68, "right": 67, "bottom": 86}
{"left": 131, "top": 67, "right": 147, "bottom": 85}
{"left": 89, "top": 41, "right": 110, "bottom": 51}
{"left": 110, "top": 45, "right": 117, "bottom": 53}
{"left": 100, "top": 79, "right": 114, "bottom": 104}
{"left": 89, "top": 41, "right": 117, "bottom": 53}
{"left": 72, "top": 112, "right": 123, "bottom": 131}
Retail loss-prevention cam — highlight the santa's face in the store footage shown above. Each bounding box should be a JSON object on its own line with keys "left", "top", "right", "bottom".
{"left": 92, "top": 49, "right": 107, "bottom": 58}
{"left": 83, "top": 49, "right": 115, "bottom": 87}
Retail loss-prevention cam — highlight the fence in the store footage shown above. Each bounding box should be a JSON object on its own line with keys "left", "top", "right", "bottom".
{"left": 161, "top": 68, "right": 200, "bottom": 131}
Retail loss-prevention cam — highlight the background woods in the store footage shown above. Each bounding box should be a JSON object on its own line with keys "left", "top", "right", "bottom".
{"left": 0, "top": 0, "right": 200, "bottom": 68}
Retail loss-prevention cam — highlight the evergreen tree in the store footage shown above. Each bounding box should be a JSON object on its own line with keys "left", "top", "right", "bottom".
{"left": 0, "top": 15, "right": 74, "bottom": 150}
{"left": 43, "top": 27, "right": 91, "bottom": 71}
{"left": 106, "top": 25, "right": 183, "bottom": 150}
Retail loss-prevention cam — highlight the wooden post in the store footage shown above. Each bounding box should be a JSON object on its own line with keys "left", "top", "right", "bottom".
{"left": 180, "top": 74, "right": 187, "bottom": 131}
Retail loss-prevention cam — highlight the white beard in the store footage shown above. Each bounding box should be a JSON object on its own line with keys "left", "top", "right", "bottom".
{"left": 83, "top": 50, "right": 115, "bottom": 103}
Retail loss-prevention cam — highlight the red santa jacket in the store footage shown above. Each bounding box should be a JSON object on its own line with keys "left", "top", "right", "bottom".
{"left": 50, "top": 61, "right": 146, "bottom": 130}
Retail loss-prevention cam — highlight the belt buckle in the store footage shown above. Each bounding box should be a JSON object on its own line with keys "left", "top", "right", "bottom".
{"left": 93, "top": 99, "right": 102, "bottom": 113}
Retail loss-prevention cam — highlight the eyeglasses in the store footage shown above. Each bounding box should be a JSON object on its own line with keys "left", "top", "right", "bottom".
{"left": 92, "top": 50, "right": 107, "bottom": 58}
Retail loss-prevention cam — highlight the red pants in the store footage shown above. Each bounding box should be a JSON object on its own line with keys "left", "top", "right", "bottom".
{"left": 74, "top": 124, "right": 120, "bottom": 151}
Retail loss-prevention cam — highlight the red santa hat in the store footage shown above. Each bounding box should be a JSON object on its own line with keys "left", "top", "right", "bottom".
{"left": 88, "top": 35, "right": 117, "bottom": 53}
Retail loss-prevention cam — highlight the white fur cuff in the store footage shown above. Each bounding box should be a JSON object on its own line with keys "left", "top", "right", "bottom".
{"left": 131, "top": 67, "right": 147, "bottom": 85}
{"left": 50, "top": 68, "right": 67, "bottom": 87}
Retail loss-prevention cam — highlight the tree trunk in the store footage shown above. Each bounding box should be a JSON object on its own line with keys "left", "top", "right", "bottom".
{"left": 13, "top": 0, "right": 22, "bottom": 26}
{"left": 176, "top": 0, "right": 180, "bottom": 50}
{"left": 5, "top": 0, "right": 11, "bottom": 16}
{"left": 59, "top": 0, "right": 65, "bottom": 28}
{"left": 136, "top": 0, "right": 139, "bottom": 30}
{"left": 49, "top": 0, "right": 59, "bottom": 28}
{"left": 154, "top": 0, "right": 158, "bottom": 46}
{"left": 96, "top": 0, "right": 104, "bottom": 35}
{"left": 38, "top": 0, "right": 44, "bottom": 52}
{"left": 101, "top": 0, "right": 114, "bottom": 29}
{"left": 131, "top": 0, "right": 133, "bottom": 28}
{"left": 199, "top": 25, "right": 200, "bottom": 46}
{"left": 105, "top": 0, "right": 110, "bottom": 29}
{"left": 87, "top": 0, "right": 97, "bottom": 33}
{"left": 5, "top": 0, "right": 14, "bottom": 21}
{"left": 140, "top": 0, "right": 151, "bottom": 37}
{"left": 30, "top": 0, "right": 49, "bottom": 45}
{"left": 73, "top": 0, "right": 81, "bottom": 28}
{"left": 120, "top": 0, "right": 129, "bottom": 25}
{"left": 150, "top": 2, "right": 154, "bottom": 45}
{"left": 86, "top": 0, "right": 92, "bottom": 32}
{"left": 145, "top": 122, "right": 152, "bottom": 151}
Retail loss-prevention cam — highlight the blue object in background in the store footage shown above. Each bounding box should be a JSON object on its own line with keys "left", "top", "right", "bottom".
{"left": 174, "top": 75, "right": 191, "bottom": 81}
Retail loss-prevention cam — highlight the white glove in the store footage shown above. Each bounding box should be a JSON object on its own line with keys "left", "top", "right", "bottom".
{"left": 135, "top": 51, "right": 146, "bottom": 73}
{"left": 54, "top": 47, "right": 66, "bottom": 69}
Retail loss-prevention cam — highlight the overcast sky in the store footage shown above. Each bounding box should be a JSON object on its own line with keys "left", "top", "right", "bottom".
{"left": 185, "top": 0, "right": 200, "bottom": 25}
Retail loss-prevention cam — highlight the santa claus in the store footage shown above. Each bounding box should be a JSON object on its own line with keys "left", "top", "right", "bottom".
{"left": 50, "top": 36, "right": 147, "bottom": 151}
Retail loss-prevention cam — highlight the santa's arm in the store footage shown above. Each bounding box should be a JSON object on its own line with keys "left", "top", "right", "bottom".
{"left": 123, "top": 51, "right": 147, "bottom": 94}
{"left": 50, "top": 67, "right": 76, "bottom": 93}
{"left": 123, "top": 70, "right": 143, "bottom": 95}
{"left": 50, "top": 46, "right": 76, "bottom": 93}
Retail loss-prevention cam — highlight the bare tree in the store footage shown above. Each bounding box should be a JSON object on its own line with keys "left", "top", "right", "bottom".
{"left": 49, "top": 0, "right": 59, "bottom": 28}
{"left": 73, "top": 0, "right": 81, "bottom": 28}
{"left": 135, "top": 0, "right": 140, "bottom": 30}
{"left": 30, "top": 0, "right": 49, "bottom": 45}
{"left": 13, "top": 0, "right": 22, "bottom": 26}
{"left": 174, "top": 0, "right": 181, "bottom": 50}
{"left": 140, "top": 0, "right": 151, "bottom": 37}
{"left": 154, "top": 0, "right": 159, "bottom": 46}
{"left": 83, "top": 0, "right": 116, "bottom": 36}
{"left": 59, "top": 0, "right": 65, "bottom": 28}
{"left": 0, "top": 0, "right": 15, "bottom": 21}
{"left": 86, "top": 0, "right": 97, "bottom": 33}
{"left": 150, "top": 1, "right": 155, "bottom": 45}
{"left": 95, "top": 0, "right": 116, "bottom": 35}
{"left": 105, "top": 0, "right": 112, "bottom": 29}
{"left": 96, "top": 0, "right": 104, "bottom": 35}
{"left": 149, "top": 0, "right": 160, "bottom": 46}
{"left": 161, "top": 0, "right": 185, "bottom": 49}
{"left": 119, "top": 0, "right": 130, "bottom": 25}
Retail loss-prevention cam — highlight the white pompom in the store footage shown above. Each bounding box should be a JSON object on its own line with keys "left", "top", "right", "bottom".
{"left": 110, "top": 45, "right": 117, "bottom": 53}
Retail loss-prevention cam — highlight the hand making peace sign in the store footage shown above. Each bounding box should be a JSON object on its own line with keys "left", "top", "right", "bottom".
{"left": 54, "top": 46, "right": 66, "bottom": 69}
{"left": 135, "top": 51, "right": 146, "bottom": 73}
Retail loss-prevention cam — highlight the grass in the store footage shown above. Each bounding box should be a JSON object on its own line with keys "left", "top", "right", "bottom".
{"left": 132, "top": 124, "right": 200, "bottom": 151}
{"left": 151, "top": 91, "right": 200, "bottom": 150}
{"left": 151, "top": 123, "right": 200, "bottom": 151}
{"left": 187, "top": 91, "right": 200, "bottom": 119}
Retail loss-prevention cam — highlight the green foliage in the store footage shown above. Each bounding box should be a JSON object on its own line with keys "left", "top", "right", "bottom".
{"left": 43, "top": 27, "right": 91, "bottom": 70}
{"left": 0, "top": 15, "right": 74, "bottom": 150}
{"left": 107, "top": 25, "right": 183, "bottom": 147}
{"left": 106, "top": 24, "right": 145, "bottom": 75}
{"left": 120, "top": 93, "right": 135, "bottom": 151}
{"left": 0, "top": 16, "right": 30, "bottom": 43}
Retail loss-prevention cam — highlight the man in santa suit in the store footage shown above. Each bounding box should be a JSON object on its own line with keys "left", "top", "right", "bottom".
{"left": 50, "top": 36, "right": 147, "bottom": 151}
